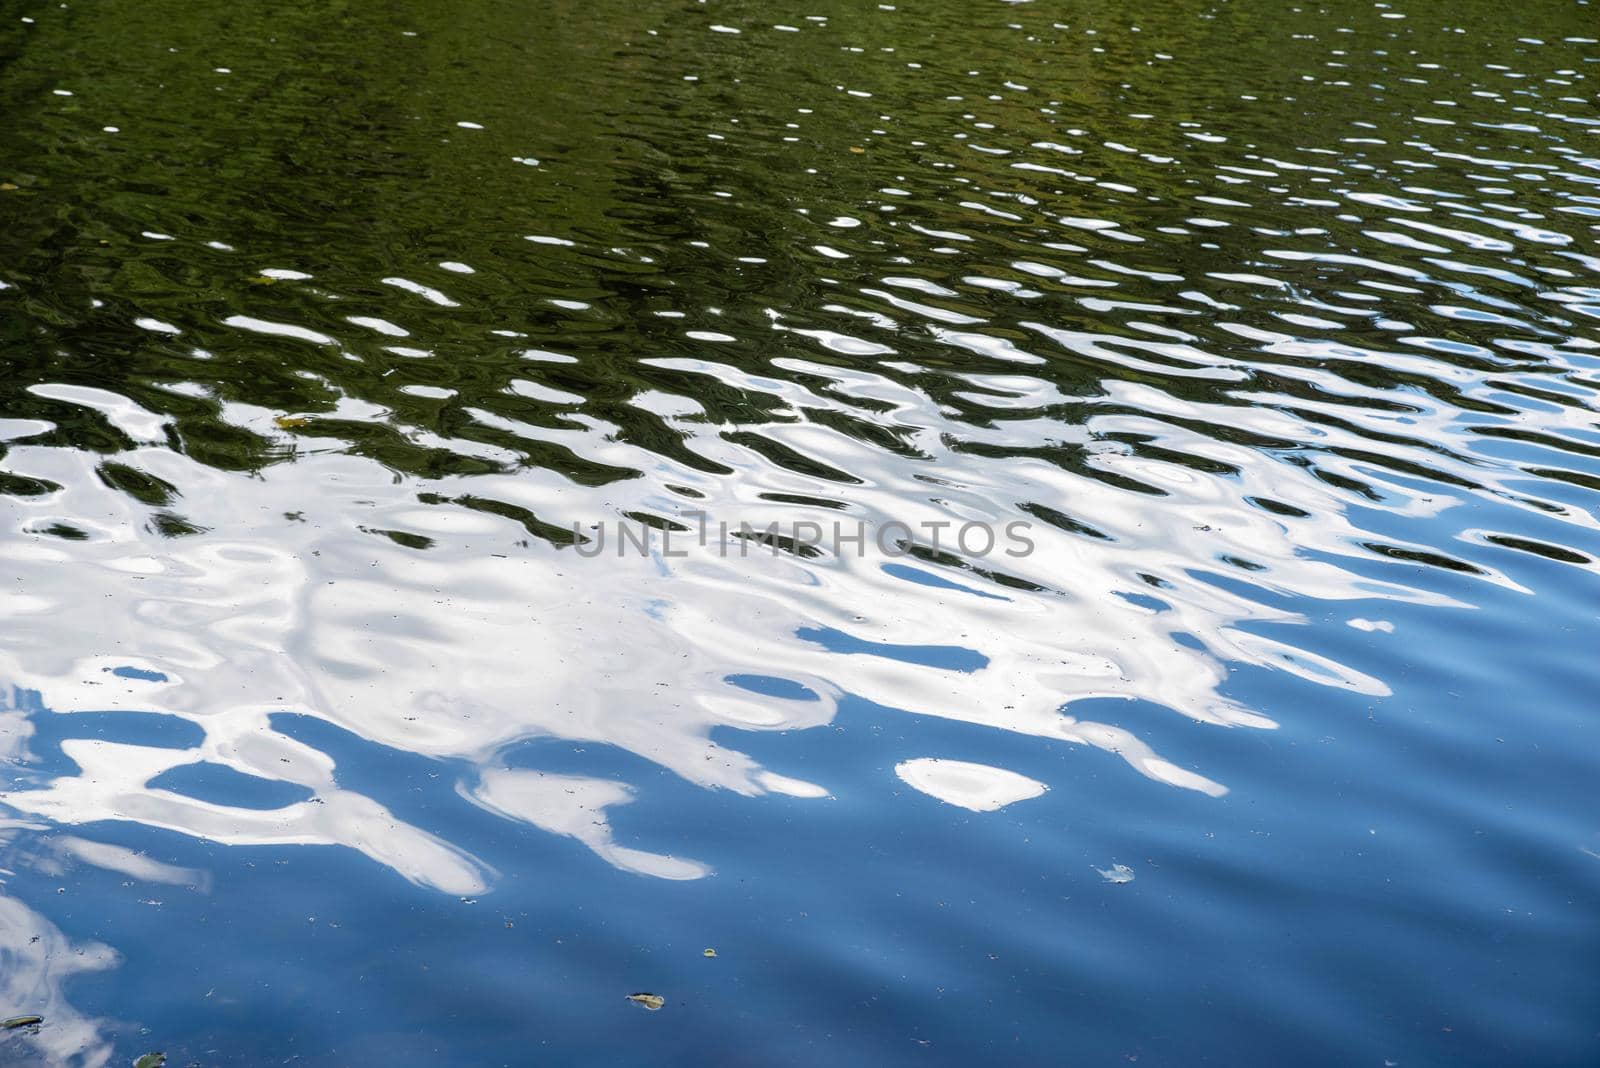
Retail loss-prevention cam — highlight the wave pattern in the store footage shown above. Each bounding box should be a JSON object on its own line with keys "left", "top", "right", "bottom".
{"left": 0, "top": 0, "right": 1597, "bottom": 1062}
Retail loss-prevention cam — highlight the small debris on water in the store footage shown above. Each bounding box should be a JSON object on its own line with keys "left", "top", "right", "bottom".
{"left": 1, "top": 1015, "right": 42, "bottom": 1029}
{"left": 703, "top": 948, "right": 717, "bottom": 958}
{"left": 134, "top": 1054, "right": 168, "bottom": 1068}
{"left": 626, "top": 993, "right": 665, "bottom": 1011}
{"left": 1097, "top": 863, "right": 1135, "bottom": 884}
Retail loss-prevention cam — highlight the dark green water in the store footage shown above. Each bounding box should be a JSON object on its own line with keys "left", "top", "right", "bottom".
{"left": 1, "top": 1, "right": 1597, "bottom": 1064}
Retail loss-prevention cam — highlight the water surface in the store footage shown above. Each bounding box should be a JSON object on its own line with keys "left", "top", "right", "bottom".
{"left": 1, "top": 0, "right": 1597, "bottom": 1064}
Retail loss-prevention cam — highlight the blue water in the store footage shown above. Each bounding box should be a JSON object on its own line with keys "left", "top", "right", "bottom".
{"left": 1, "top": 0, "right": 1598, "bottom": 1064}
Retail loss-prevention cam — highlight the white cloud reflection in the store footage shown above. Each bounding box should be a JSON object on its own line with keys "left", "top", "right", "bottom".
{"left": 464, "top": 769, "right": 710, "bottom": 880}
{"left": 0, "top": 820, "right": 118, "bottom": 1068}
{"left": 0, "top": 366, "right": 1468, "bottom": 893}
{"left": 895, "top": 759, "right": 1046, "bottom": 812}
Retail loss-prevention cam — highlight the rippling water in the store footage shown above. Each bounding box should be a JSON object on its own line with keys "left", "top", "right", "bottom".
{"left": 1, "top": 0, "right": 1597, "bottom": 1063}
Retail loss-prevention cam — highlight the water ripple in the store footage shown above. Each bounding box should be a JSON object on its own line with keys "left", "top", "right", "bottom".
{"left": 0, "top": 0, "right": 1597, "bottom": 1061}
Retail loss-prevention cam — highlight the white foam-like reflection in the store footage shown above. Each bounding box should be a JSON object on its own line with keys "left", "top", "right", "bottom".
{"left": 895, "top": 759, "right": 1046, "bottom": 812}
{"left": 0, "top": 364, "right": 1452, "bottom": 892}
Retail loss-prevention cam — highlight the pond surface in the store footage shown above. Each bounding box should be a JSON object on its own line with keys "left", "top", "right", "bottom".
{"left": 1, "top": 0, "right": 1598, "bottom": 1064}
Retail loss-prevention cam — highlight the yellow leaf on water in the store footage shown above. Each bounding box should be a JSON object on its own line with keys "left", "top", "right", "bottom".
{"left": 0, "top": 183, "right": 17, "bottom": 191}
{"left": 702, "top": 948, "right": 717, "bottom": 958}
{"left": 247, "top": 275, "right": 277, "bottom": 285}
{"left": 848, "top": 147, "right": 865, "bottom": 154}
{"left": 274, "top": 416, "right": 310, "bottom": 429}
{"left": 625, "top": 993, "right": 665, "bottom": 1011}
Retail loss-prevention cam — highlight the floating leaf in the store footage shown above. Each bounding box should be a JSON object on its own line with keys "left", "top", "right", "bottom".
{"left": 273, "top": 415, "right": 310, "bottom": 429}
{"left": 1, "top": 1015, "right": 42, "bottom": 1029}
{"left": 848, "top": 146, "right": 865, "bottom": 154}
{"left": 625, "top": 993, "right": 665, "bottom": 1011}
{"left": 0, "top": 182, "right": 17, "bottom": 191}
{"left": 1097, "top": 863, "right": 1135, "bottom": 884}
{"left": 702, "top": 948, "right": 717, "bottom": 958}
{"left": 247, "top": 274, "right": 277, "bottom": 285}
{"left": 134, "top": 1054, "right": 167, "bottom": 1068}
